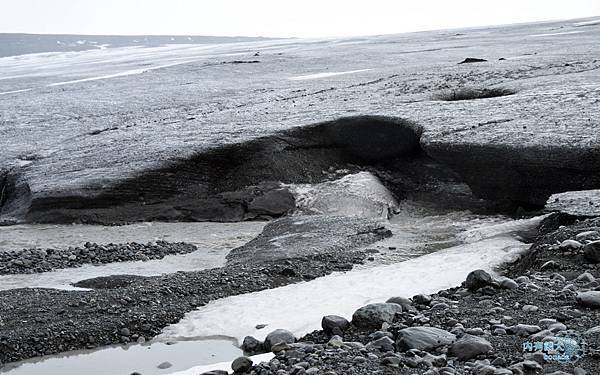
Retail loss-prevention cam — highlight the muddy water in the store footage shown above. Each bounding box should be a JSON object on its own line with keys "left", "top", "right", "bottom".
{"left": 0, "top": 222, "right": 265, "bottom": 290}
{"left": 0, "top": 201, "right": 544, "bottom": 375}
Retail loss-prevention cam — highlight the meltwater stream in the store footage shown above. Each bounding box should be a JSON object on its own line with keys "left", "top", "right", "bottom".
{"left": 0, "top": 222, "right": 265, "bottom": 290}
{"left": 0, "top": 200, "right": 545, "bottom": 375}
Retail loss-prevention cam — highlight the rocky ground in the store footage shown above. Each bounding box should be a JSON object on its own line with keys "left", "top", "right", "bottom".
{"left": 0, "top": 250, "right": 368, "bottom": 365}
{"left": 0, "top": 240, "right": 197, "bottom": 274}
{"left": 0, "top": 214, "right": 390, "bottom": 366}
{"left": 221, "top": 215, "right": 600, "bottom": 375}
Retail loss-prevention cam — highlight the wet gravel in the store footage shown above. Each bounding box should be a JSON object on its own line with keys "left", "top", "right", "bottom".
{"left": 0, "top": 250, "right": 367, "bottom": 365}
{"left": 0, "top": 241, "right": 198, "bottom": 274}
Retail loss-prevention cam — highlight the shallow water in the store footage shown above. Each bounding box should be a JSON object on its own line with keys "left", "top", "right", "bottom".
{"left": 0, "top": 222, "right": 265, "bottom": 252}
{"left": 0, "top": 199, "right": 544, "bottom": 374}
{"left": 0, "top": 222, "right": 265, "bottom": 290}
{"left": 159, "top": 215, "right": 543, "bottom": 345}
{"left": 0, "top": 338, "right": 241, "bottom": 375}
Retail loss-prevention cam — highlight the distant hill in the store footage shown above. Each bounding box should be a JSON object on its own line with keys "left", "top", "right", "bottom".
{"left": 0, "top": 33, "right": 275, "bottom": 58}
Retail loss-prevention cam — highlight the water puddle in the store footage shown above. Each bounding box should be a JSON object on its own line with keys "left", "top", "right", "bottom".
{"left": 0, "top": 338, "right": 240, "bottom": 375}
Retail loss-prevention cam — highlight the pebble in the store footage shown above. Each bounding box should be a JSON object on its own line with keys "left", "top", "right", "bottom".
{"left": 157, "top": 361, "right": 172, "bottom": 369}
{"left": 449, "top": 334, "right": 493, "bottom": 360}
{"left": 264, "top": 329, "right": 295, "bottom": 351}
{"left": 321, "top": 315, "right": 350, "bottom": 333}
{"left": 396, "top": 326, "right": 456, "bottom": 351}
{"left": 522, "top": 304, "right": 539, "bottom": 312}
{"left": 576, "top": 291, "right": 600, "bottom": 308}
{"left": 559, "top": 239, "right": 583, "bottom": 249}
{"left": 575, "top": 230, "right": 600, "bottom": 241}
{"left": 232, "top": 356, "right": 253, "bottom": 373}
{"left": 506, "top": 324, "right": 541, "bottom": 336}
{"left": 465, "top": 269, "right": 494, "bottom": 291}
{"left": 583, "top": 241, "right": 600, "bottom": 263}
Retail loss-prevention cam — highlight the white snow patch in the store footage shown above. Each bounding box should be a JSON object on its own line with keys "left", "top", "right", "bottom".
{"left": 574, "top": 19, "right": 600, "bottom": 27}
{"left": 168, "top": 353, "right": 275, "bottom": 375}
{"left": 159, "top": 216, "right": 544, "bottom": 343}
{"left": 0, "top": 88, "right": 32, "bottom": 95}
{"left": 46, "top": 58, "right": 200, "bottom": 86}
{"left": 529, "top": 31, "right": 584, "bottom": 37}
{"left": 289, "top": 69, "right": 373, "bottom": 80}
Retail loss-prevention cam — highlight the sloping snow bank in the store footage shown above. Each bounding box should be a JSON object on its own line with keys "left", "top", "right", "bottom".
{"left": 159, "top": 216, "right": 544, "bottom": 344}
{"left": 168, "top": 353, "right": 274, "bottom": 375}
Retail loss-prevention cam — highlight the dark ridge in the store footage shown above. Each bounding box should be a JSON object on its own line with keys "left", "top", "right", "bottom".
{"left": 222, "top": 60, "right": 261, "bottom": 64}
{"left": 73, "top": 275, "right": 148, "bottom": 289}
{"left": 458, "top": 57, "right": 488, "bottom": 64}
{"left": 21, "top": 116, "right": 425, "bottom": 224}
{"left": 433, "top": 87, "right": 516, "bottom": 101}
{"left": 425, "top": 142, "right": 600, "bottom": 208}
{"left": 0, "top": 169, "right": 32, "bottom": 224}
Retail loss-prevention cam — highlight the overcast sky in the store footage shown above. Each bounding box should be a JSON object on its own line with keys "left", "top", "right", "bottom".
{"left": 2, "top": 0, "right": 599, "bottom": 37}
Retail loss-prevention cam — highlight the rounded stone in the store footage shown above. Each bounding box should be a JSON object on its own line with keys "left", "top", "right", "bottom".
{"left": 231, "top": 356, "right": 253, "bottom": 373}
{"left": 321, "top": 315, "right": 350, "bottom": 333}
{"left": 465, "top": 269, "right": 494, "bottom": 291}
{"left": 264, "top": 329, "right": 295, "bottom": 351}
{"left": 352, "top": 303, "right": 403, "bottom": 328}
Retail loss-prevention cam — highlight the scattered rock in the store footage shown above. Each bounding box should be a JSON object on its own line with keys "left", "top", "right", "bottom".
{"left": 241, "top": 336, "right": 263, "bottom": 354}
{"left": 321, "top": 315, "right": 350, "bottom": 334}
{"left": 559, "top": 239, "right": 583, "bottom": 250}
{"left": 412, "top": 294, "right": 432, "bottom": 305}
{"left": 352, "top": 303, "right": 402, "bottom": 328}
{"left": 576, "top": 231, "right": 599, "bottom": 241}
{"left": 499, "top": 278, "right": 518, "bottom": 290}
{"left": 507, "top": 324, "right": 541, "bottom": 336}
{"left": 264, "top": 329, "right": 295, "bottom": 351}
{"left": 365, "top": 336, "right": 395, "bottom": 352}
{"left": 576, "top": 291, "right": 600, "bottom": 308}
{"left": 232, "top": 356, "right": 253, "bottom": 373}
{"left": 396, "top": 327, "right": 456, "bottom": 351}
{"left": 583, "top": 241, "right": 600, "bottom": 263}
{"left": 386, "top": 296, "right": 413, "bottom": 311}
{"left": 584, "top": 326, "right": 600, "bottom": 336}
{"left": 465, "top": 269, "right": 494, "bottom": 291}
{"left": 450, "top": 334, "right": 493, "bottom": 360}
{"left": 157, "top": 361, "right": 172, "bottom": 369}
{"left": 541, "top": 260, "right": 559, "bottom": 271}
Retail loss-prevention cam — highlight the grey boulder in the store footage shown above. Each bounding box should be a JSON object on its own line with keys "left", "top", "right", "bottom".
{"left": 396, "top": 326, "right": 456, "bottom": 351}
{"left": 232, "top": 356, "right": 253, "bottom": 373}
{"left": 264, "top": 329, "right": 295, "bottom": 351}
{"left": 583, "top": 241, "right": 600, "bottom": 263}
{"left": 365, "top": 336, "right": 395, "bottom": 352}
{"left": 321, "top": 315, "right": 350, "bottom": 333}
{"left": 241, "top": 335, "right": 263, "bottom": 354}
{"left": 352, "top": 303, "right": 402, "bottom": 328}
{"left": 576, "top": 291, "right": 600, "bottom": 308}
{"left": 386, "top": 296, "right": 413, "bottom": 311}
{"left": 507, "top": 324, "right": 542, "bottom": 336}
{"left": 465, "top": 269, "right": 494, "bottom": 291}
{"left": 450, "top": 334, "right": 493, "bottom": 360}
